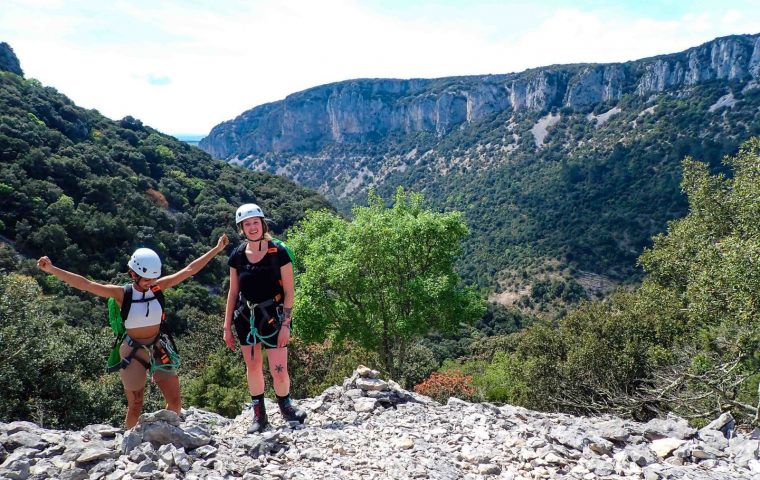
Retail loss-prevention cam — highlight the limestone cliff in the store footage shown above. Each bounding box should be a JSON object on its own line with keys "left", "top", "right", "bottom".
{"left": 199, "top": 34, "right": 760, "bottom": 160}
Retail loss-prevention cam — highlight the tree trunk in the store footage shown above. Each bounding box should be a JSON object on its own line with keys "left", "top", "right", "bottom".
{"left": 383, "top": 315, "right": 394, "bottom": 378}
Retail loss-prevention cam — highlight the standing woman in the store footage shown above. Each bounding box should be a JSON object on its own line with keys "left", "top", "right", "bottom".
{"left": 224, "top": 203, "right": 306, "bottom": 433}
{"left": 37, "top": 234, "right": 229, "bottom": 428}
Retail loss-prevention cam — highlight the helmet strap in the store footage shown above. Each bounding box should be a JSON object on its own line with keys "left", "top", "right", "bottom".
{"left": 129, "top": 270, "right": 149, "bottom": 292}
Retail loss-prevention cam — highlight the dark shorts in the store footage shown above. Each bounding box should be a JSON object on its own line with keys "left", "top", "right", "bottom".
{"left": 232, "top": 302, "right": 283, "bottom": 348}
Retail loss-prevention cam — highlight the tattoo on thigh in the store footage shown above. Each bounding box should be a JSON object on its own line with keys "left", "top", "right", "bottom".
{"left": 275, "top": 364, "right": 284, "bottom": 373}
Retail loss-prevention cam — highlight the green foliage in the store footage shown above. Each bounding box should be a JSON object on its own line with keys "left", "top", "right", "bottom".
{"left": 0, "top": 273, "right": 127, "bottom": 428}
{"left": 0, "top": 67, "right": 333, "bottom": 425}
{"left": 463, "top": 138, "right": 760, "bottom": 424}
{"left": 439, "top": 352, "right": 526, "bottom": 404}
{"left": 287, "top": 338, "right": 382, "bottom": 398}
{"left": 183, "top": 347, "right": 248, "bottom": 418}
{"left": 288, "top": 187, "right": 486, "bottom": 380}
{"left": 0, "top": 69, "right": 331, "bottom": 329}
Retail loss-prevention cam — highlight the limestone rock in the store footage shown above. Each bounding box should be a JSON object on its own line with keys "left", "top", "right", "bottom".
{"left": 650, "top": 438, "right": 686, "bottom": 458}
{"left": 200, "top": 35, "right": 760, "bottom": 167}
{"left": 0, "top": 366, "right": 758, "bottom": 479}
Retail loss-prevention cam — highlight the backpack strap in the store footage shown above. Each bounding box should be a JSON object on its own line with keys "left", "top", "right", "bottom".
{"left": 120, "top": 284, "right": 165, "bottom": 322}
{"left": 120, "top": 284, "right": 133, "bottom": 324}
{"left": 150, "top": 285, "right": 165, "bottom": 321}
{"left": 267, "top": 240, "right": 283, "bottom": 286}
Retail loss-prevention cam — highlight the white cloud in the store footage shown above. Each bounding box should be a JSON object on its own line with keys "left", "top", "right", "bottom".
{"left": 2, "top": 0, "right": 759, "bottom": 135}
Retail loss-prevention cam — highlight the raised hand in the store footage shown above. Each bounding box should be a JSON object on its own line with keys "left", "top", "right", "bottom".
{"left": 36, "top": 256, "right": 54, "bottom": 273}
{"left": 217, "top": 233, "right": 230, "bottom": 251}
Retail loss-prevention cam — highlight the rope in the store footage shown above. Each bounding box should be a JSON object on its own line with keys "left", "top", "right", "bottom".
{"left": 245, "top": 300, "right": 280, "bottom": 348}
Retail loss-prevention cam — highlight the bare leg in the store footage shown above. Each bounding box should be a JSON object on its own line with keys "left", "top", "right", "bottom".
{"left": 241, "top": 344, "right": 265, "bottom": 395}
{"left": 154, "top": 371, "right": 181, "bottom": 414}
{"left": 119, "top": 342, "right": 150, "bottom": 429}
{"left": 267, "top": 347, "right": 290, "bottom": 397}
{"left": 124, "top": 388, "right": 145, "bottom": 429}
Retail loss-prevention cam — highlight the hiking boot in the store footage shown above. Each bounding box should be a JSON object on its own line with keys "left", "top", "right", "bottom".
{"left": 277, "top": 395, "right": 307, "bottom": 423}
{"left": 247, "top": 398, "right": 269, "bottom": 433}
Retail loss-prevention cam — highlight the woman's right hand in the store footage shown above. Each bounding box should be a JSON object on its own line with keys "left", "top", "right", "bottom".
{"left": 37, "top": 256, "right": 53, "bottom": 273}
{"left": 223, "top": 327, "right": 236, "bottom": 351}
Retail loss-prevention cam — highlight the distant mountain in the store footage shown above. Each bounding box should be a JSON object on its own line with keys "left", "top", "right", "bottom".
{"left": 200, "top": 34, "right": 760, "bottom": 307}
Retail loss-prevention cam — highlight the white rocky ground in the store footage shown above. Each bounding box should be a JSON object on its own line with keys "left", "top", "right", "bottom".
{"left": 1, "top": 366, "right": 759, "bottom": 480}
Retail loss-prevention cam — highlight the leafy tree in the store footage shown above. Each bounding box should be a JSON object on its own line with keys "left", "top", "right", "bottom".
{"left": 288, "top": 187, "right": 485, "bottom": 379}
{"left": 635, "top": 137, "right": 760, "bottom": 422}
{"left": 0, "top": 273, "right": 130, "bottom": 428}
{"left": 460, "top": 138, "right": 760, "bottom": 424}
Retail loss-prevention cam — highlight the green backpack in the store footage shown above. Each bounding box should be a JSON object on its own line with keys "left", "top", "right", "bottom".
{"left": 272, "top": 238, "right": 295, "bottom": 264}
{"left": 106, "top": 296, "right": 126, "bottom": 371}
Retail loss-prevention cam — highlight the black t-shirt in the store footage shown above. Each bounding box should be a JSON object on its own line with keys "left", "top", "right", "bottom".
{"left": 228, "top": 241, "right": 291, "bottom": 304}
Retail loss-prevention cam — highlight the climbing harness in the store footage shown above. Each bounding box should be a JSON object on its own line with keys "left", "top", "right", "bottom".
{"left": 106, "top": 284, "right": 181, "bottom": 373}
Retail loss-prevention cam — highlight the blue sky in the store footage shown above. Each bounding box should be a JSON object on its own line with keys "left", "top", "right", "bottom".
{"left": 2, "top": 0, "right": 759, "bottom": 136}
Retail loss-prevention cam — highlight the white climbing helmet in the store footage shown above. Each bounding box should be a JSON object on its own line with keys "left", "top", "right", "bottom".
{"left": 235, "top": 203, "right": 265, "bottom": 225}
{"left": 127, "top": 248, "right": 162, "bottom": 279}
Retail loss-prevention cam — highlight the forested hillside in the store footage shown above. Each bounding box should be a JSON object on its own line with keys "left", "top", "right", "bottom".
{"left": 440, "top": 139, "right": 760, "bottom": 426}
{"left": 0, "top": 46, "right": 331, "bottom": 427}
{"left": 201, "top": 34, "right": 760, "bottom": 310}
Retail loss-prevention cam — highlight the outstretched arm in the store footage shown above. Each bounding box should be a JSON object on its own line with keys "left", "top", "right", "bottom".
{"left": 156, "top": 234, "right": 229, "bottom": 290}
{"left": 37, "top": 257, "right": 123, "bottom": 300}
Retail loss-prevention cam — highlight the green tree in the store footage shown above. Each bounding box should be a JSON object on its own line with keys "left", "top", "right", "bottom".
{"left": 288, "top": 188, "right": 485, "bottom": 379}
{"left": 0, "top": 273, "right": 128, "bottom": 428}
{"left": 471, "top": 138, "right": 760, "bottom": 424}
{"left": 183, "top": 348, "right": 248, "bottom": 418}
{"left": 635, "top": 137, "right": 760, "bottom": 422}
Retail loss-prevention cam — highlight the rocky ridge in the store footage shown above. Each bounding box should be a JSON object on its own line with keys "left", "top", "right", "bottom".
{"left": 199, "top": 34, "right": 760, "bottom": 160}
{"left": 2, "top": 367, "right": 758, "bottom": 480}
{"left": 0, "top": 42, "right": 23, "bottom": 77}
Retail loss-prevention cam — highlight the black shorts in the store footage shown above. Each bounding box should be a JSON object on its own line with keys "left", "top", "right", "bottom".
{"left": 232, "top": 302, "right": 283, "bottom": 348}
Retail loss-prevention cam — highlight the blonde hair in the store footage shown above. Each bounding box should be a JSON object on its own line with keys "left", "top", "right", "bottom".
{"left": 237, "top": 218, "right": 271, "bottom": 241}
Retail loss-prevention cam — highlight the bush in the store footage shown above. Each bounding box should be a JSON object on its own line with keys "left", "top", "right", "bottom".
{"left": 183, "top": 347, "right": 248, "bottom": 418}
{"left": 414, "top": 370, "right": 478, "bottom": 404}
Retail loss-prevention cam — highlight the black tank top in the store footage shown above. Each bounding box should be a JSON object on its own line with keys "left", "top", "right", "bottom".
{"left": 227, "top": 241, "right": 291, "bottom": 303}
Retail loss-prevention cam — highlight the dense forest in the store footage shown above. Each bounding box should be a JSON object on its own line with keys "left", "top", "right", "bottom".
{"left": 429, "top": 139, "right": 760, "bottom": 426}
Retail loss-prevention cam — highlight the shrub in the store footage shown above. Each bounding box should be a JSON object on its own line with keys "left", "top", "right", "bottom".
{"left": 414, "top": 370, "right": 477, "bottom": 404}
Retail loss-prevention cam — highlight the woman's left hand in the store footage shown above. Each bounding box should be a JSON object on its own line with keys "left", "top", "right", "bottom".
{"left": 277, "top": 325, "right": 290, "bottom": 348}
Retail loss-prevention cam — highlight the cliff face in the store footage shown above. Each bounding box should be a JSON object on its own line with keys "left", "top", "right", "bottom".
{"left": 199, "top": 34, "right": 760, "bottom": 159}
{"left": 0, "top": 42, "right": 23, "bottom": 76}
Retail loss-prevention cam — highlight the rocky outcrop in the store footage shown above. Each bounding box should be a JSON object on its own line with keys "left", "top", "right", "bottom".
{"left": 0, "top": 42, "right": 23, "bottom": 76}
{"left": 2, "top": 367, "right": 758, "bottom": 479}
{"left": 200, "top": 76, "right": 513, "bottom": 159}
{"left": 635, "top": 34, "right": 760, "bottom": 95}
{"left": 200, "top": 34, "right": 760, "bottom": 160}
